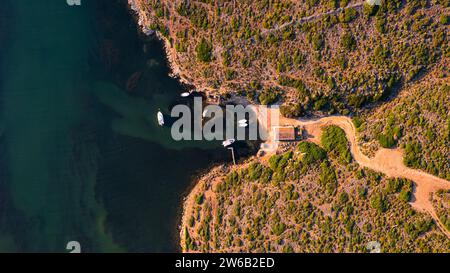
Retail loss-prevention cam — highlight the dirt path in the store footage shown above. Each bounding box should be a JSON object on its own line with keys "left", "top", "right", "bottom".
{"left": 256, "top": 107, "right": 450, "bottom": 237}
{"left": 258, "top": 2, "right": 365, "bottom": 37}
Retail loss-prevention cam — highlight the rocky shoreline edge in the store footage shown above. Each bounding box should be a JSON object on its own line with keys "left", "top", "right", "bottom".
{"left": 127, "top": 0, "right": 240, "bottom": 252}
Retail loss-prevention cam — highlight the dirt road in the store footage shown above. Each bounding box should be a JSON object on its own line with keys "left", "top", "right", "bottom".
{"left": 259, "top": 2, "right": 365, "bottom": 37}
{"left": 256, "top": 107, "right": 450, "bottom": 237}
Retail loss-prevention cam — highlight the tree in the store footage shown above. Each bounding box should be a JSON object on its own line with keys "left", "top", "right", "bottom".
{"left": 311, "top": 33, "right": 324, "bottom": 51}
{"left": 258, "top": 89, "right": 279, "bottom": 105}
{"left": 378, "top": 133, "right": 396, "bottom": 148}
{"left": 297, "top": 142, "right": 327, "bottom": 164}
{"left": 371, "top": 192, "right": 388, "bottom": 213}
{"left": 196, "top": 38, "right": 213, "bottom": 62}
{"left": 340, "top": 32, "right": 357, "bottom": 51}
{"left": 363, "top": 3, "right": 379, "bottom": 17}
{"left": 319, "top": 161, "right": 338, "bottom": 196}
{"left": 321, "top": 126, "right": 352, "bottom": 164}
{"left": 440, "top": 14, "right": 449, "bottom": 25}
{"left": 339, "top": 8, "right": 358, "bottom": 23}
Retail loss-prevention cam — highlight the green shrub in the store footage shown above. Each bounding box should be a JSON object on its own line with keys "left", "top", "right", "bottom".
{"left": 319, "top": 161, "right": 338, "bottom": 195}
{"left": 297, "top": 142, "right": 327, "bottom": 164}
{"left": 339, "top": 191, "right": 349, "bottom": 204}
{"left": 386, "top": 178, "right": 403, "bottom": 193}
{"left": 277, "top": 151, "right": 293, "bottom": 171}
{"left": 313, "top": 97, "right": 328, "bottom": 111}
{"left": 311, "top": 33, "right": 324, "bottom": 51}
{"left": 378, "top": 133, "right": 396, "bottom": 148}
{"left": 196, "top": 38, "right": 213, "bottom": 62}
{"left": 375, "top": 16, "right": 387, "bottom": 33}
{"left": 399, "top": 189, "right": 412, "bottom": 203}
{"left": 363, "top": 3, "right": 379, "bottom": 17}
{"left": 440, "top": 14, "right": 449, "bottom": 25}
{"left": 340, "top": 32, "right": 357, "bottom": 51}
{"left": 195, "top": 193, "right": 205, "bottom": 205}
{"left": 352, "top": 116, "right": 364, "bottom": 130}
{"left": 269, "top": 154, "right": 282, "bottom": 171}
{"left": 399, "top": 179, "right": 414, "bottom": 202}
{"left": 321, "top": 126, "right": 352, "bottom": 164}
{"left": 272, "top": 222, "right": 286, "bottom": 236}
{"left": 260, "top": 167, "right": 273, "bottom": 184}
{"left": 280, "top": 103, "right": 304, "bottom": 118}
{"left": 285, "top": 184, "right": 299, "bottom": 201}
{"left": 404, "top": 142, "right": 421, "bottom": 168}
{"left": 248, "top": 162, "right": 263, "bottom": 181}
{"left": 258, "top": 90, "right": 279, "bottom": 105}
{"left": 405, "top": 219, "right": 433, "bottom": 238}
{"left": 184, "top": 227, "right": 195, "bottom": 250}
{"left": 339, "top": 8, "right": 358, "bottom": 23}
{"left": 371, "top": 192, "right": 388, "bottom": 213}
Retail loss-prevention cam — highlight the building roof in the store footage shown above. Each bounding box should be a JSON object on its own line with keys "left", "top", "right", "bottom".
{"left": 273, "top": 126, "right": 296, "bottom": 141}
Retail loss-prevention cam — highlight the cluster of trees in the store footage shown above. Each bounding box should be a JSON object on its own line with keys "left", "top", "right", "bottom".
{"left": 297, "top": 142, "right": 327, "bottom": 164}
{"left": 280, "top": 103, "right": 304, "bottom": 118}
{"left": 195, "top": 161, "right": 443, "bottom": 252}
{"left": 185, "top": 143, "right": 447, "bottom": 252}
{"left": 321, "top": 126, "right": 352, "bottom": 165}
{"left": 176, "top": 2, "right": 210, "bottom": 29}
{"left": 404, "top": 142, "right": 421, "bottom": 168}
{"left": 338, "top": 8, "right": 358, "bottom": 23}
{"left": 340, "top": 32, "right": 357, "bottom": 51}
{"left": 385, "top": 178, "right": 414, "bottom": 203}
{"left": 405, "top": 218, "right": 433, "bottom": 239}
{"left": 296, "top": 141, "right": 338, "bottom": 196}
{"left": 258, "top": 88, "right": 280, "bottom": 105}
{"left": 196, "top": 38, "right": 213, "bottom": 62}
{"left": 371, "top": 192, "right": 388, "bottom": 213}
{"left": 320, "top": 161, "right": 338, "bottom": 196}
{"left": 366, "top": 83, "right": 449, "bottom": 179}
{"left": 434, "top": 190, "right": 450, "bottom": 231}
{"left": 146, "top": 0, "right": 448, "bottom": 120}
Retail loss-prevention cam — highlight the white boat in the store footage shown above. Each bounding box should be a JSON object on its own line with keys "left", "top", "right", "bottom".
{"left": 222, "top": 139, "right": 235, "bottom": 147}
{"left": 181, "top": 92, "right": 191, "bottom": 97}
{"left": 238, "top": 119, "right": 247, "bottom": 124}
{"left": 157, "top": 111, "right": 164, "bottom": 126}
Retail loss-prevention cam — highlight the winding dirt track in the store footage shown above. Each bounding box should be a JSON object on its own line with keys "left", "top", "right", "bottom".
{"left": 257, "top": 107, "right": 450, "bottom": 237}
{"left": 259, "top": 2, "right": 365, "bottom": 37}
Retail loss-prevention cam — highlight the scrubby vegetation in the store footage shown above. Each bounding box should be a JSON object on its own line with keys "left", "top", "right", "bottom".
{"left": 432, "top": 190, "right": 450, "bottom": 231}
{"left": 182, "top": 148, "right": 449, "bottom": 253}
{"left": 135, "top": 0, "right": 448, "bottom": 117}
{"left": 196, "top": 38, "right": 213, "bottom": 62}
{"left": 133, "top": 0, "right": 450, "bottom": 253}
{"left": 361, "top": 74, "right": 450, "bottom": 180}
{"left": 135, "top": 0, "right": 449, "bottom": 179}
{"left": 321, "top": 126, "right": 352, "bottom": 165}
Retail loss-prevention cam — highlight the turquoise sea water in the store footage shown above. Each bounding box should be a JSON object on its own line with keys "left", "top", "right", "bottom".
{"left": 0, "top": 0, "right": 252, "bottom": 252}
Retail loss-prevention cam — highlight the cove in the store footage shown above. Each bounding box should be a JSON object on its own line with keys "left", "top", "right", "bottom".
{"left": 0, "top": 0, "right": 256, "bottom": 252}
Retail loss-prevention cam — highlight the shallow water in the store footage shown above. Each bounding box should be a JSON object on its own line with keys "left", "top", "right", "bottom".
{"left": 0, "top": 0, "right": 250, "bottom": 252}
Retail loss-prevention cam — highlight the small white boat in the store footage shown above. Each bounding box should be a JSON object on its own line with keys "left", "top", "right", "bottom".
{"left": 181, "top": 92, "right": 191, "bottom": 97}
{"left": 222, "top": 139, "right": 235, "bottom": 147}
{"left": 157, "top": 111, "right": 164, "bottom": 126}
{"left": 238, "top": 119, "right": 247, "bottom": 124}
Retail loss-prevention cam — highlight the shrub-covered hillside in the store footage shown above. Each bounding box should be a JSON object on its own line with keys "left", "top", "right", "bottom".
{"left": 181, "top": 140, "right": 450, "bottom": 252}
{"left": 134, "top": 0, "right": 448, "bottom": 115}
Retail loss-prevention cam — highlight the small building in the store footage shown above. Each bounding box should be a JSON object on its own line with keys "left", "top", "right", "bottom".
{"left": 273, "top": 126, "right": 298, "bottom": 141}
